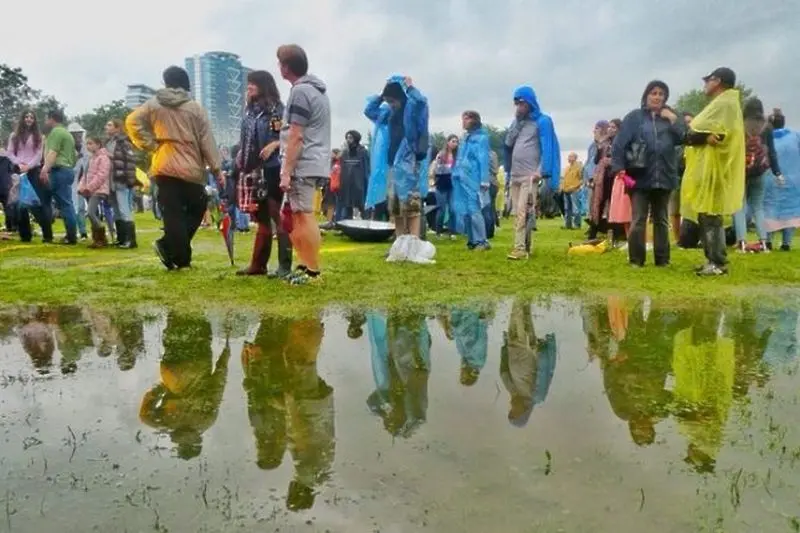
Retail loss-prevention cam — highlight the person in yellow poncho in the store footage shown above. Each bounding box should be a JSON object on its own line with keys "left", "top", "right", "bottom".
{"left": 681, "top": 67, "right": 745, "bottom": 276}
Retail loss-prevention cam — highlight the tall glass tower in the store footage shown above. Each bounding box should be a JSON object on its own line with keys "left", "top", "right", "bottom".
{"left": 185, "top": 51, "right": 251, "bottom": 149}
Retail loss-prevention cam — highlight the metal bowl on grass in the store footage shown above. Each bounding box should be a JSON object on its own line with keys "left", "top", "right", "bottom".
{"left": 336, "top": 219, "right": 396, "bottom": 242}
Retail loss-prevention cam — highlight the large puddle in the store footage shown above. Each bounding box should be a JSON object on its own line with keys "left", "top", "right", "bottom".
{"left": 1, "top": 298, "right": 799, "bottom": 532}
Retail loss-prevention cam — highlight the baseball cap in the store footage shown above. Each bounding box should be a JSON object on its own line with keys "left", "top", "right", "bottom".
{"left": 702, "top": 67, "right": 736, "bottom": 88}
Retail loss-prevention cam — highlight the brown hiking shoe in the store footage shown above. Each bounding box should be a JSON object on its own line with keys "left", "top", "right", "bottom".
{"left": 507, "top": 249, "right": 529, "bottom": 260}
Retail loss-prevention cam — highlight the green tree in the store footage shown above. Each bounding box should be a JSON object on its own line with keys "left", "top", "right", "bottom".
{"left": 71, "top": 99, "right": 131, "bottom": 138}
{"left": 0, "top": 64, "right": 66, "bottom": 141}
{"left": 0, "top": 64, "right": 39, "bottom": 139}
{"left": 675, "top": 84, "right": 755, "bottom": 116}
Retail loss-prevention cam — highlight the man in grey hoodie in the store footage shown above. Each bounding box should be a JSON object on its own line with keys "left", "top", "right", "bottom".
{"left": 277, "top": 44, "right": 332, "bottom": 286}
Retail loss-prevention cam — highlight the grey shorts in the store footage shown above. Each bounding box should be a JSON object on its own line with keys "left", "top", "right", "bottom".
{"left": 288, "top": 176, "right": 322, "bottom": 213}
{"left": 669, "top": 187, "right": 681, "bottom": 217}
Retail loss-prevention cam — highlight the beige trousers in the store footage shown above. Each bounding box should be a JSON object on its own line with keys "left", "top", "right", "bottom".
{"left": 510, "top": 177, "right": 538, "bottom": 251}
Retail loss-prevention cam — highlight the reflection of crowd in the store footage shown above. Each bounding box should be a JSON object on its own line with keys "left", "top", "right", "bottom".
{"left": 582, "top": 297, "right": 796, "bottom": 473}
{"left": 5, "top": 298, "right": 798, "bottom": 511}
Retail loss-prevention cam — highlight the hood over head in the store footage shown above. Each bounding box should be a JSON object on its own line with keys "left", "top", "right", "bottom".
{"left": 513, "top": 86, "right": 541, "bottom": 119}
{"left": 346, "top": 130, "right": 362, "bottom": 145}
{"left": 163, "top": 66, "right": 191, "bottom": 92}
{"left": 641, "top": 80, "right": 670, "bottom": 107}
{"left": 295, "top": 74, "right": 327, "bottom": 94}
{"left": 156, "top": 88, "right": 192, "bottom": 108}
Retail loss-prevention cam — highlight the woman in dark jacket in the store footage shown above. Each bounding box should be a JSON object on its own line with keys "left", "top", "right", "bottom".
{"left": 105, "top": 119, "right": 139, "bottom": 248}
{"left": 612, "top": 80, "right": 686, "bottom": 267}
{"left": 336, "top": 130, "right": 369, "bottom": 220}
{"left": 236, "top": 70, "right": 292, "bottom": 278}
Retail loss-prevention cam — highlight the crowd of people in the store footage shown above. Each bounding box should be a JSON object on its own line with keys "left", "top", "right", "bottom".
{"left": 2, "top": 46, "right": 799, "bottom": 281}
{"left": 0, "top": 110, "right": 142, "bottom": 249}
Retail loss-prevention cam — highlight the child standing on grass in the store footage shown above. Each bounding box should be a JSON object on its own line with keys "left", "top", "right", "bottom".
{"left": 78, "top": 136, "right": 112, "bottom": 248}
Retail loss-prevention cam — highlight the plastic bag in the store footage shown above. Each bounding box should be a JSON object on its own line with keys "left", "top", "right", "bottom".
{"left": 18, "top": 173, "right": 41, "bottom": 209}
{"left": 386, "top": 235, "right": 436, "bottom": 264}
{"left": 7, "top": 174, "right": 20, "bottom": 205}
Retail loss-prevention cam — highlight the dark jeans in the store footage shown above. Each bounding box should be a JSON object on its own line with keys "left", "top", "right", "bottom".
{"left": 434, "top": 188, "right": 455, "bottom": 234}
{"left": 0, "top": 196, "right": 17, "bottom": 231}
{"left": 50, "top": 167, "right": 78, "bottom": 241}
{"left": 699, "top": 213, "right": 727, "bottom": 267}
{"left": 18, "top": 168, "right": 54, "bottom": 242}
{"left": 484, "top": 183, "right": 498, "bottom": 238}
{"left": 629, "top": 188, "right": 671, "bottom": 266}
{"left": 156, "top": 176, "right": 207, "bottom": 268}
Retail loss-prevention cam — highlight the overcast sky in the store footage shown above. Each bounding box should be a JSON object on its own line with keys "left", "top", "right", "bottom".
{"left": 7, "top": 0, "right": 797, "bottom": 158}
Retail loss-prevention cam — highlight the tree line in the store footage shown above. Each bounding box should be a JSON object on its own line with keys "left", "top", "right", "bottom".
{"left": 1, "top": 62, "right": 757, "bottom": 170}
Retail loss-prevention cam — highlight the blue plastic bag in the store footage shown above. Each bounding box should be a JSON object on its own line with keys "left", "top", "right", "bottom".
{"left": 18, "top": 173, "right": 40, "bottom": 209}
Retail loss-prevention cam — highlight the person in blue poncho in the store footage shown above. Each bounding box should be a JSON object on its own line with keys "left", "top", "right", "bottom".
{"left": 764, "top": 110, "right": 800, "bottom": 250}
{"left": 452, "top": 110, "right": 492, "bottom": 250}
{"left": 504, "top": 86, "right": 561, "bottom": 260}
{"left": 364, "top": 75, "right": 430, "bottom": 241}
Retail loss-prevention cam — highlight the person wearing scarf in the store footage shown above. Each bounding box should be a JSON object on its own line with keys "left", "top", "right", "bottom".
{"left": 503, "top": 85, "right": 561, "bottom": 259}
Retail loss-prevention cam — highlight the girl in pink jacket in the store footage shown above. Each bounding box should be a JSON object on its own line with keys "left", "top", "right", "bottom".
{"left": 79, "top": 136, "right": 112, "bottom": 248}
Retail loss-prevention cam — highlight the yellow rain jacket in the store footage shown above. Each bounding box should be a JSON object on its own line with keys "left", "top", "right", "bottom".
{"left": 681, "top": 89, "right": 745, "bottom": 220}
{"left": 672, "top": 326, "right": 734, "bottom": 461}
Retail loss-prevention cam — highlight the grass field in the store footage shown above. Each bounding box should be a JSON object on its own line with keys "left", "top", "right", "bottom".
{"left": 0, "top": 213, "right": 797, "bottom": 315}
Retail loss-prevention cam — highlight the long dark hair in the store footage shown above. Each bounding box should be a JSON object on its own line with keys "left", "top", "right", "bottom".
{"left": 439, "top": 134, "right": 459, "bottom": 162}
{"left": 246, "top": 70, "right": 281, "bottom": 108}
{"left": 12, "top": 109, "right": 42, "bottom": 155}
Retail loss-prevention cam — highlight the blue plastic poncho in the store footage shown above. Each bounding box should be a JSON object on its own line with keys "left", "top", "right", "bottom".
{"left": 364, "top": 75, "right": 430, "bottom": 208}
{"left": 502, "top": 85, "right": 561, "bottom": 191}
{"left": 451, "top": 126, "right": 491, "bottom": 233}
{"left": 764, "top": 128, "right": 800, "bottom": 231}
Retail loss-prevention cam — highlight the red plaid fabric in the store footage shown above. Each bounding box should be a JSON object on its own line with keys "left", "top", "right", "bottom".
{"left": 238, "top": 169, "right": 261, "bottom": 214}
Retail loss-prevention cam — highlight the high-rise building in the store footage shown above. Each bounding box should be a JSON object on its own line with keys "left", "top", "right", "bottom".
{"left": 125, "top": 84, "right": 156, "bottom": 109}
{"left": 185, "top": 51, "right": 251, "bottom": 148}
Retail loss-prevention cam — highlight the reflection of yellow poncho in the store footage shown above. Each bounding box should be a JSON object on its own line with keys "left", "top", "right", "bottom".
{"left": 681, "top": 90, "right": 745, "bottom": 219}
{"left": 672, "top": 327, "right": 734, "bottom": 459}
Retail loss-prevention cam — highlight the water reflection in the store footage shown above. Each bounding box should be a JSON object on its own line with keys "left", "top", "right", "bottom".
{"left": 501, "top": 299, "right": 556, "bottom": 426}
{"left": 366, "top": 310, "right": 431, "bottom": 438}
{"left": 242, "top": 316, "right": 334, "bottom": 511}
{"left": 139, "top": 313, "right": 228, "bottom": 460}
{"left": 2, "top": 298, "right": 799, "bottom": 531}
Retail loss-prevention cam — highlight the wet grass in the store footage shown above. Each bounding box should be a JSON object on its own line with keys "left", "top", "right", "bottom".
{"left": 0, "top": 214, "right": 798, "bottom": 316}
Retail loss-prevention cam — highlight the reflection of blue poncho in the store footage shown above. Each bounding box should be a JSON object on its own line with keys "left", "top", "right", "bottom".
{"left": 503, "top": 85, "right": 561, "bottom": 191}
{"left": 364, "top": 75, "right": 430, "bottom": 208}
{"left": 451, "top": 308, "right": 488, "bottom": 371}
{"left": 451, "top": 126, "right": 491, "bottom": 231}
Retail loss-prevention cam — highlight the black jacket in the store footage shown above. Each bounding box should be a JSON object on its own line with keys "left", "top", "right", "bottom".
{"left": 0, "top": 155, "right": 19, "bottom": 199}
{"left": 612, "top": 108, "right": 686, "bottom": 190}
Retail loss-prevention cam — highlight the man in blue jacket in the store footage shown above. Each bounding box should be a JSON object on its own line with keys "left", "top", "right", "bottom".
{"left": 364, "top": 75, "right": 430, "bottom": 241}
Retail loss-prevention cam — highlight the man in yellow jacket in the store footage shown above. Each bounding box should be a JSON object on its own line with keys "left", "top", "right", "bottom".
{"left": 126, "top": 66, "right": 223, "bottom": 270}
{"left": 561, "top": 152, "right": 583, "bottom": 229}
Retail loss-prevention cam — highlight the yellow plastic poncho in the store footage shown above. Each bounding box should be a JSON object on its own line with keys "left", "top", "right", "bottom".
{"left": 672, "top": 326, "right": 734, "bottom": 461}
{"left": 681, "top": 89, "right": 746, "bottom": 220}
{"left": 136, "top": 168, "right": 150, "bottom": 190}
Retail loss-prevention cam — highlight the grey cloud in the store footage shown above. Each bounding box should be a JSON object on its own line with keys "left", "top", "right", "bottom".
{"left": 32, "top": 0, "right": 800, "bottom": 155}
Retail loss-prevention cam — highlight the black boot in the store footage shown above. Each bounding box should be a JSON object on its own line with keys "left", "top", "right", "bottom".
{"left": 269, "top": 232, "right": 293, "bottom": 279}
{"left": 118, "top": 221, "right": 138, "bottom": 249}
{"left": 114, "top": 220, "right": 125, "bottom": 246}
